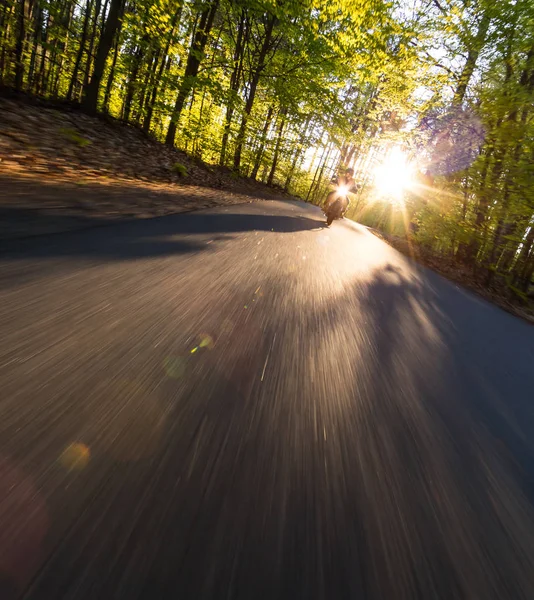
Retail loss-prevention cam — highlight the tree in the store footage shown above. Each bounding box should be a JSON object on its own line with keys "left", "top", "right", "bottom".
{"left": 82, "top": 0, "right": 124, "bottom": 113}
{"left": 165, "top": 0, "right": 219, "bottom": 146}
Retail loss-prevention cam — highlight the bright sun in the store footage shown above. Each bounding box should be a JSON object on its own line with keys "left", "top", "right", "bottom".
{"left": 372, "top": 147, "right": 414, "bottom": 199}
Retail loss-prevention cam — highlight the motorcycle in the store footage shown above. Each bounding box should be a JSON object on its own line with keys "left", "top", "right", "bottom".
{"left": 323, "top": 185, "right": 349, "bottom": 226}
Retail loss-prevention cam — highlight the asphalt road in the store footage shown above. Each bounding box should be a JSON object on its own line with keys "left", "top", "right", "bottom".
{"left": 1, "top": 199, "right": 534, "bottom": 600}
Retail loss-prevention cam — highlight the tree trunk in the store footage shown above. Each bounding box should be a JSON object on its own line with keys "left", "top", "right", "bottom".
{"left": 512, "top": 223, "right": 534, "bottom": 291}
{"left": 14, "top": 0, "right": 28, "bottom": 90}
{"left": 345, "top": 144, "right": 357, "bottom": 168}
{"left": 486, "top": 140, "right": 524, "bottom": 283}
{"left": 452, "top": 10, "right": 491, "bottom": 106}
{"left": 67, "top": 0, "right": 93, "bottom": 100}
{"left": 165, "top": 0, "right": 219, "bottom": 146}
{"left": 27, "top": 0, "right": 43, "bottom": 91}
{"left": 306, "top": 142, "right": 331, "bottom": 202}
{"left": 284, "top": 115, "right": 312, "bottom": 191}
{"left": 499, "top": 218, "right": 527, "bottom": 273}
{"left": 0, "top": 1, "right": 15, "bottom": 82}
{"left": 143, "top": 5, "right": 182, "bottom": 133}
{"left": 102, "top": 15, "right": 122, "bottom": 113}
{"left": 50, "top": 0, "right": 74, "bottom": 97}
{"left": 67, "top": 0, "right": 94, "bottom": 99}
{"left": 83, "top": 0, "right": 104, "bottom": 89}
{"left": 123, "top": 34, "right": 149, "bottom": 122}
{"left": 82, "top": 0, "right": 124, "bottom": 113}
{"left": 232, "top": 14, "right": 276, "bottom": 171}
{"left": 219, "top": 8, "right": 246, "bottom": 165}
{"left": 267, "top": 107, "right": 286, "bottom": 186}
{"left": 136, "top": 47, "right": 159, "bottom": 124}
{"left": 484, "top": 44, "right": 534, "bottom": 282}
{"left": 312, "top": 145, "right": 335, "bottom": 203}
{"left": 250, "top": 106, "right": 274, "bottom": 180}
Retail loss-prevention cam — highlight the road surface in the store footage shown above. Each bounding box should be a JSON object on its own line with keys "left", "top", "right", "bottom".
{"left": 1, "top": 200, "right": 534, "bottom": 599}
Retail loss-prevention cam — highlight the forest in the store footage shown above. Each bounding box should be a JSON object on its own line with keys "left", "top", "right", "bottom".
{"left": 1, "top": 0, "right": 534, "bottom": 298}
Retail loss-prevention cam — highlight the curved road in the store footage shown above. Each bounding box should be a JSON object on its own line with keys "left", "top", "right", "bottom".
{"left": 1, "top": 200, "right": 534, "bottom": 599}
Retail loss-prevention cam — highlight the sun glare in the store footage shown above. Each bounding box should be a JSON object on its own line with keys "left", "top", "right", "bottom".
{"left": 373, "top": 147, "right": 414, "bottom": 199}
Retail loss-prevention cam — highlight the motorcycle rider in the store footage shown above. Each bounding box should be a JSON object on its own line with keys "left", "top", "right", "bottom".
{"left": 323, "top": 168, "right": 356, "bottom": 215}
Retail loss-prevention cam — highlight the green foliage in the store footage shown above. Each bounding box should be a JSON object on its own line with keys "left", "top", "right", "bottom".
{"left": 171, "top": 162, "right": 188, "bottom": 176}
{"left": 59, "top": 128, "right": 92, "bottom": 148}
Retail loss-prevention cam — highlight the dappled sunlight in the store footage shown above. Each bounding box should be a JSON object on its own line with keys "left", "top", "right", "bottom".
{"left": 355, "top": 264, "right": 448, "bottom": 373}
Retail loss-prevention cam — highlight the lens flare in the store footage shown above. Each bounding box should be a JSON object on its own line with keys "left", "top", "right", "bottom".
{"left": 163, "top": 355, "right": 186, "bottom": 378}
{"left": 199, "top": 333, "right": 214, "bottom": 349}
{"left": 58, "top": 443, "right": 90, "bottom": 471}
{"left": 373, "top": 147, "right": 414, "bottom": 199}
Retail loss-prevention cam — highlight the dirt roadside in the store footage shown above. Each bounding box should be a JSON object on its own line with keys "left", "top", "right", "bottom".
{"left": 0, "top": 93, "right": 295, "bottom": 240}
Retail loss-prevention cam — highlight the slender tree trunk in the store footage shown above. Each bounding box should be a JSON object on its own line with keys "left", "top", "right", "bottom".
{"left": 83, "top": 0, "right": 104, "bottom": 89}
{"left": 452, "top": 10, "right": 491, "bottom": 106}
{"left": 165, "top": 0, "right": 219, "bottom": 146}
{"left": 143, "top": 5, "right": 181, "bottom": 133}
{"left": 250, "top": 106, "right": 274, "bottom": 180}
{"left": 456, "top": 42, "right": 517, "bottom": 264}
{"left": 136, "top": 47, "right": 158, "bottom": 124}
{"left": 486, "top": 140, "right": 524, "bottom": 283}
{"left": 36, "top": 7, "right": 52, "bottom": 94}
{"left": 457, "top": 144, "right": 493, "bottom": 265}
{"left": 51, "top": 0, "right": 74, "bottom": 97}
{"left": 521, "top": 261, "right": 534, "bottom": 294}
{"left": 142, "top": 52, "right": 168, "bottom": 132}
{"left": 512, "top": 223, "right": 534, "bottom": 291}
{"left": 67, "top": 0, "right": 93, "bottom": 100}
{"left": 27, "top": 0, "right": 43, "bottom": 91}
{"left": 82, "top": 0, "right": 124, "bottom": 113}
{"left": 267, "top": 107, "right": 286, "bottom": 185}
{"left": 345, "top": 144, "right": 357, "bottom": 168}
{"left": 14, "top": 0, "right": 28, "bottom": 90}
{"left": 219, "top": 8, "right": 246, "bottom": 165}
{"left": 284, "top": 115, "right": 312, "bottom": 191}
{"left": 102, "top": 16, "right": 122, "bottom": 113}
{"left": 0, "top": 2, "right": 15, "bottom": 82}
{"left": 312, "top": 145, "right": 335, "bottom": 203}
{"left": 123, "top": 34, "right": 148, "bottom": 122}
{"left": 153, "top": 55, "right": 174, "bottom": 136}
{"left": 485, "top": 44, "right": 534, "bottom": 281}
{"left": 500, "top": 218, "right": 527, "bottom": 273}
{"left": 193, "top": 88, "right": 208, "bottom": 157}
{"left": 306, "top": 142, "right": 331, "bottom": 202}
{"left": 232, "top": 14, "right": 276, "bottom": 171}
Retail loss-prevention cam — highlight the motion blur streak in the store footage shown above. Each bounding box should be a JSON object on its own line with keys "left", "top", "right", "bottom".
{"left": 1, "top": 200, "right": 534, "bottom": 599}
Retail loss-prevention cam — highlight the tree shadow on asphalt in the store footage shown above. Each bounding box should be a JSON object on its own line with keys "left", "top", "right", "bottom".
{"left": 0, "top": 207, "right": 327, "bottom": 260}
{"left": 347, "top": 264, "right": 534, "bottom": 505}
{"left": 275, "top": 260, "right": 534, "bottom": 598}
{"left": 354, "top": 264, "right": 534, "bottom": 598}
{"left": 4, "top": 262, "right": 534, "bottom": 600}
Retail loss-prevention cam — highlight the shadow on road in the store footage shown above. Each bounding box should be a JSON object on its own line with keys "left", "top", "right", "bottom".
{"left": 292, "top": 261, "right": 534, "bottom": 598}
{"left": 358, "top": 264, "right": 534, "bottom": 502}
{"left": 2, "top": 259, "right": 534, "bottom": 599}
{"left": 0, "top": 208, "right": 326, "bottom": 260}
